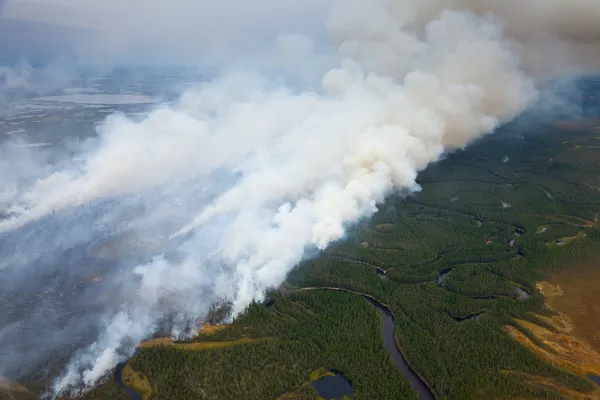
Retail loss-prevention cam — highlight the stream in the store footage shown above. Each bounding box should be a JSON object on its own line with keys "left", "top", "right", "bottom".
{"left": 367, "top": 298, "right": 435, "bottom": 400}
{"left": 298, "top": 287, "right": 435, "bottom": 399}
{"left": 114, "top": 286, "right": 435, "bottom": 400}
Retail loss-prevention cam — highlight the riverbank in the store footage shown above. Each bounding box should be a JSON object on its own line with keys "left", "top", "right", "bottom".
{"left": 295, "top": 286, "right": 434, "bottom": 399}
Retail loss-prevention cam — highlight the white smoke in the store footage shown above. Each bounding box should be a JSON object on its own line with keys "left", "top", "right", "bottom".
{"left": 0, "top": 57, "right": 79, "bottom": 93}
{"left": 2, "top": 0, "right": 598, "bottom": 396}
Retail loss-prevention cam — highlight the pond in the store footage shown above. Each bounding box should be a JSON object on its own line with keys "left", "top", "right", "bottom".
{"left": 114, "top": 361, "right": 143, "bottom": 400}
{"left": 311, "top": 371, "right": 354, "bottom": 399}
{"left": 588, "top": 374, "right": 600, "bottom": 387}
{"left": 437, "top": 267, "right": 452, "bottom": 285}
{"left": 515, "top": 287, "right": 530, "bottom": 300}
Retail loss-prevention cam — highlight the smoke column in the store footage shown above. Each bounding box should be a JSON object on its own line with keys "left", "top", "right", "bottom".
{"left": 0, "top": 0, "right": 598, "bottom": 396}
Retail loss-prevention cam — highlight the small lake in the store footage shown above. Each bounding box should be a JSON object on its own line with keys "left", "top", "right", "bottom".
{"left": 437, "top": 267, "right": 452, "bottom": 285}
{"left": 114, "top": 362, "right": 143, "bottom": 400}
{"left": 515, "top": 287, "right": 530, "bottom": 300}
{"left": 588, "top": 374, "right": 600, "bottom": 387}
{"left": 312, "top": 371, "right": 354, "bottom": 399}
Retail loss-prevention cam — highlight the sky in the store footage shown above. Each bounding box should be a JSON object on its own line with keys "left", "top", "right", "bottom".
{"left": 2, "top": 0, "right": 600, "bottom": 71}
{"left": 0, "top": 0, "right": 333, "bottom": 65}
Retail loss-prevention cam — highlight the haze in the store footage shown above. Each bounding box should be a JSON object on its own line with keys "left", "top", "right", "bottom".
{"left": 0, "top": 0, "right": 332, "bottom": 65}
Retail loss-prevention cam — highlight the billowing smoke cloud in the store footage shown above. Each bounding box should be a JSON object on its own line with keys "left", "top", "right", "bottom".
{"left": 417, "top": 0, "right": 600, "bottom": 77}
{"left": 0, "top": 0, "right": 599, "bottom": 397}
{"left": 0, "top": 57, "right": 79, "bottom": 97}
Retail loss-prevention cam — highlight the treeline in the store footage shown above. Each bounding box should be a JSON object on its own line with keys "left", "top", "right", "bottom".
{"left": 83, "top": 291, "right": 416, "bottom": 400}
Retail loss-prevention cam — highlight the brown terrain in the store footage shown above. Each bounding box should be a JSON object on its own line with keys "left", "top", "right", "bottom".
{"left": 505, "top": 260, "right": 600, "bottom": 399}
{"left": 0, "top": 378, "right": 36, "bottom": 400}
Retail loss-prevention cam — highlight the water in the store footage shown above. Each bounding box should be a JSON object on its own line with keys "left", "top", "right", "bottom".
{"left": 34, "top": 94, "right": 154, "bottom": 105}
{"left": 368, "top": 298, "right": 434, "bottom": 400}
{"left": 437, "top": 267, "right": 452, "bottom": 285}
{"left": 454, "top": 312, "right": 485, "bottom": 322}
{"left": 588, "top": 374, "right": 600, "bottom": 387}
{"left": 515, "top": 287, "right": 530, "bottom": 300}
{"left": 297, "top": 287, "right": 435, "bottom": 399}
{"left": 114, "top": 362, "right": 143, "bottom": 400}
{"left": 311, "top": 372, "right": 354, "bottom": 400}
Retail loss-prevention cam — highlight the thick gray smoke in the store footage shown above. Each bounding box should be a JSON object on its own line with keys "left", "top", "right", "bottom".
{"left": 0, "top": 0, "right": 599, "bottom": 397}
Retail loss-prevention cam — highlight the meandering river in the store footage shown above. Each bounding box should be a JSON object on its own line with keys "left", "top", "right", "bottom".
{"left": 115, "top": 286, "right": 435, "bottom": 400}
{"left": 298, "top": 286, "right": 435, "bottom": 399}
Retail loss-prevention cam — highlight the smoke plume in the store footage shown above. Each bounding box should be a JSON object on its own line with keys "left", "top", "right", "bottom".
{"left": 0, "top": 57, "right": 81, "bottom": 98}
{"left": 0, "top": 0, "right": 599, "bottom": 397}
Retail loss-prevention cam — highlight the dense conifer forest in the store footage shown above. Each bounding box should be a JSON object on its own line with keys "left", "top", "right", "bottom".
{"left": 80, "top": 85, "right": 600, "bottom": 399}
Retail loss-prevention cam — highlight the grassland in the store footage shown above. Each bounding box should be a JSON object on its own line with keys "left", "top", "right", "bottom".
{"left": 78, "top": 90, "right": 600, "bottom": 399}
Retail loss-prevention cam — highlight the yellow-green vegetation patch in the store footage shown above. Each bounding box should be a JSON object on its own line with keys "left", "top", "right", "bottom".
{"left": 374, "top": 223, "right": 395, "bottom": 231}
{"left": 536, "top": 225, "right": 551, "bottom": 233}
{"left": 139, "top": 336, "right": 272, "bottom": 350}
{"left": 195, "top": 322, "right": 230, "bottom": 336}
{"left": 275, "top": 381, "right": 322, "bottom": 400}
{"left": 309, "top": 368, "right": 335, "bottom": 381}
{"left": 122, "top": 363, "right": 152, "bottom": 400}
{"left": 547, "top": 231, "right": 586, "bottom": 247}
{"left": 276, "top": 369, "right": 341, "bottom": 400}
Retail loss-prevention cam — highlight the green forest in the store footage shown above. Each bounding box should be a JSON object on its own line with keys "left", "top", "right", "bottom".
{"left": 80, "top": 103, "right": 600, "bottom": 399}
